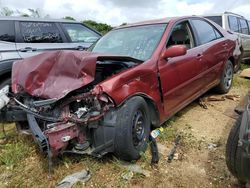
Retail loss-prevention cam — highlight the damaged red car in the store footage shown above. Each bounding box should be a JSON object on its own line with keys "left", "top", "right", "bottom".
{"left": 0, "top": 16, "right": 241, "bottom": 161}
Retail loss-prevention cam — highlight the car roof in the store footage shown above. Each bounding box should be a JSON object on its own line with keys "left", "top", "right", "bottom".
{"left": 203, "top": 12, "right": 245, "bottom": 19}
{"left": 0, "top": 16, "right": 80, "bottom": 23}
{"left": 115, "top": 16, "right": 205, "bottom": 29}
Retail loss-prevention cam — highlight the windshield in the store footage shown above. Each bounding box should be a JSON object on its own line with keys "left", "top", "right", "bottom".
{"left": 92, "top": 24, "right": 166, "bottom": 61}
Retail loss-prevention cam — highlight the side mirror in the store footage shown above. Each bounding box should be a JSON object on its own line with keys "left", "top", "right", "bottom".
{"left": 161, "top": 45, "right": 187, "bottom": 59}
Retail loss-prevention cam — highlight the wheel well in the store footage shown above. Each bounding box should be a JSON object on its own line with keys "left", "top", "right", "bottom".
{"left": 119, "top": 95, "right": 160, "bottom": 129}
{"left": 229, "top": 56, "right": 235, "bottom": 67}
{"left": 143, "top": 97, "right": 160, "bottom": 129}
{"left": 0, "top": 72, "right": 11, "bottom": 83}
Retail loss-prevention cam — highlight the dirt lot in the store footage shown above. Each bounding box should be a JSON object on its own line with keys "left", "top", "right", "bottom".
{"left": 0, "top": 65, "right": 249, "bottom": 188}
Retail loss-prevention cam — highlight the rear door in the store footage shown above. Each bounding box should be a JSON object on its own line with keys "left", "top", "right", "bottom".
{"left": 238, "top": 18, "right": 250, "bottom": 58}
{"left": 15, "top": 21, "right": 71, "bottom": 59}
{"left": 228, "top": 16, "right": 250, "bottom": 60}
{"left": 190, "top": 18, "right": 228, "bottom": 88}
{"left": 158, "top": 20, "right": 204, "bottom": 117}
{"left": 60, "top": 23, "right": 101, "bottom": 50}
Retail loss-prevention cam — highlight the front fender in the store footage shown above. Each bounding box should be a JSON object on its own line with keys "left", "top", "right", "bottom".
{"left": 0, "top": 59, "right": 20, "bottom": 76}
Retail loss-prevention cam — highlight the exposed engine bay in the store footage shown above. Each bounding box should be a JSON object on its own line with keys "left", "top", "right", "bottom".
{"left": 0, "top": 51, "right": 141, "bottom": 160}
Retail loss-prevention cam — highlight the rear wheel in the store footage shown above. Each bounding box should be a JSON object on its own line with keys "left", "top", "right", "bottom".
{"left": 215, "top": 60, "right": 233, "bottom": 94}
{"left": 114, "top": 96, "right": 150, "bottom": 161}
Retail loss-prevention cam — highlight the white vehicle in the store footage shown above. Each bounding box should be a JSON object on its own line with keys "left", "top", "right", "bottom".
{"left": 205, "top": 12, "right": 250, "bottom": 64}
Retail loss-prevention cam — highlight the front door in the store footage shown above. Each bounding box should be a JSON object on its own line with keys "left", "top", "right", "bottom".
{"left": 158, "top": 20, "right": 204, "bottom": 117}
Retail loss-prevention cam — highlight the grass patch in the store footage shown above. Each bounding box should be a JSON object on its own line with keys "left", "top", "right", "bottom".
{"left": 241, "top": 62, "right": 250, "bottom": 70}
{"left": 233, "top": 75, "right": 250, "bottom": 88}
{"left": 0, "top": 141, "right": 31, "bottom": 168}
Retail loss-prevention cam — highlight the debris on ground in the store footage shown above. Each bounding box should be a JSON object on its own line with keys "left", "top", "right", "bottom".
{"left": 225, "top": 94, "right": 240, "bottom": 101}
{"left": 207, "top": 96, "right": 225, "bottom": 102}
{"left": 199, "top": 98, "right": 208, "bottom": 109}
{"left": 240, "top": 68, "right": 250, "bottom": 79}
{"left": 167, "top": 135, "right": 181, "bottom": 163}
{"left": 121, "top": 164, "right": 151, "bottom": 178}
{"left": 121, "top": 171, "right": 134, "bottom": 181}
{"left": 56, "top": 170, "right": 91, "bottom": 188}
{"left": 149, "top": 135, "right": 159, "bottom": 164}
{"left": 208, "top": 143, "right": 218, "bottom": 150}
{"left": 199, "top": 94, "right": 241, "bottom": 109}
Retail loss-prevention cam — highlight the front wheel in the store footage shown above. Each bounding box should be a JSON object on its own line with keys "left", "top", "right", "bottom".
{"left": 114, "top": 96, "right": 150, "bottom": 161}
{"left": 215, "top": 60, "right": 233, "bottom": 94}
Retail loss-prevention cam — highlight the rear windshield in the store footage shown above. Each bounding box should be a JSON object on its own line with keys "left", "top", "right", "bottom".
{"left": 205, "top": 16, "right": 222, "bottom": 26}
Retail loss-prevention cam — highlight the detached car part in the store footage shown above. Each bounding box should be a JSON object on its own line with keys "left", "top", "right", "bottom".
{"left": 226, "top": 94, "right": 250, "bottom": 183}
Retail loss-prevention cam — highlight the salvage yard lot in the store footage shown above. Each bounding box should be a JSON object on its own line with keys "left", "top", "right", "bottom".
{"left": 0, "top": 64, "right": 250, "bottom": 188}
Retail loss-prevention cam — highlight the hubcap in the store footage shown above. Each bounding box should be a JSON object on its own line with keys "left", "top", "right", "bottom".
{"left": 224, "top": 63, "right": 233, "bottom": 90}
{"left": 132, "top": 110, "right": 145, "bottom": 147}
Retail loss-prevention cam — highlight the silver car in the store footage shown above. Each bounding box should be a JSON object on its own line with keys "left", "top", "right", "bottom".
{"left": 205, "top": 12, "right": 250, "bottom": 64}
{"left": 0, "top": 16, "right": 101, "bottom": 88}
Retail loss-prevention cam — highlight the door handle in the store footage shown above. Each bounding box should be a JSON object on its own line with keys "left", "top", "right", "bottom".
{"left": 19, "top": 47, "right": 37, "bottom": 52}
{"left": 196, "top": 54, "right": 203, "bottom": 60}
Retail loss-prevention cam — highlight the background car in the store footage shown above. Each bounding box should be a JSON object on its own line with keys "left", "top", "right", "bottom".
{"left": 0, "top": 16, "right": 101, "bottom": 89}
{"left": 205, "top": 12, "right": 250, "bottom": 64}
{"left": 0, "top": 16, "right": 241, "bottom": 161}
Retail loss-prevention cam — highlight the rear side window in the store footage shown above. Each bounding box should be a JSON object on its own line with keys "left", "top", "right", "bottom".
{"left": 20, "top": 22, "right": 63, "bottom": 43}
{"left": 191, "top": 19, "right": 221, "bottom": 45}
{"left": 205, "top": 16, "right": 222, "bottom": 26}
{"left": 62, "top": 23, "right": 100, "bottom": 43}
{"left": 0, "top": 21, "right": 15, "bottom": 42}
{"left": 228, "top": 16, "right": 240, "bottom": 33}
{"left": 239, "top": 18, "right": 249, "bottom": 35}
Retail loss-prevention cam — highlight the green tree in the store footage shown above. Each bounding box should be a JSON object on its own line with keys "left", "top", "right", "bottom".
{"left": 63, "top": 16, "right": 75, "bottom": 21}
{"left": 120, "top": 23, "right": 127, "bottom": 26}
{"left": 17, "top": 8, "right": 49, "bottom": 18}
{"left": 0, "top": 7, "right": 14, "bottom": 16}
{"left": 82, "top": 20, "right": 113, "bottom": 34}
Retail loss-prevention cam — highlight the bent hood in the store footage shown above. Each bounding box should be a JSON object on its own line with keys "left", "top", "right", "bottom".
{"left": 12, "top": 50, "right": 97, "bottom": 99}
{"left": 12, "top": 50, "right": 141, "bottom": 100}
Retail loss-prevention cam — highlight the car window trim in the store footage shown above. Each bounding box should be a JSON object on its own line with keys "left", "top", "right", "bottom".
{"left": 189, "top": 18, "right": 224, "bottom": 46}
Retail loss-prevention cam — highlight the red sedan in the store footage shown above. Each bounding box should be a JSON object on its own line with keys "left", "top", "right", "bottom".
{"left": 0, "top": 16, "right": 241, "bottom": 161}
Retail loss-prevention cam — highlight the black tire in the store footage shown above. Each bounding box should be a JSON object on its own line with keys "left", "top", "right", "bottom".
{"left": 0, "top": 78, "right": 11, "bottom": 90}
{"left": 215, "top": 60, "right": 233, "bottom": 94}
{"left": 226, "top": 115, "right": 244, "bottom": 182}
{"left": 114, "top": 96, "right": 150, "bottom": 161}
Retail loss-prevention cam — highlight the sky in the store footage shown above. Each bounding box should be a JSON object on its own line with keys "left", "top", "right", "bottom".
{"left": 0, "top": 0, "right": 249, "bottom": 26}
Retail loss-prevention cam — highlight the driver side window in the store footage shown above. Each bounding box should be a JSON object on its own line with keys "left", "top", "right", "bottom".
{"left": 167, "top": 21, "right": 194, "bottom": 49}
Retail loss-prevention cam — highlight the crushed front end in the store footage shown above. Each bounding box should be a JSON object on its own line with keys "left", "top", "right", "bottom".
{"left": 0, "top": 50, "right": 141, "bottom": 158}
{"left": 1, "top": 86, "right": 115, "bottom": 158}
